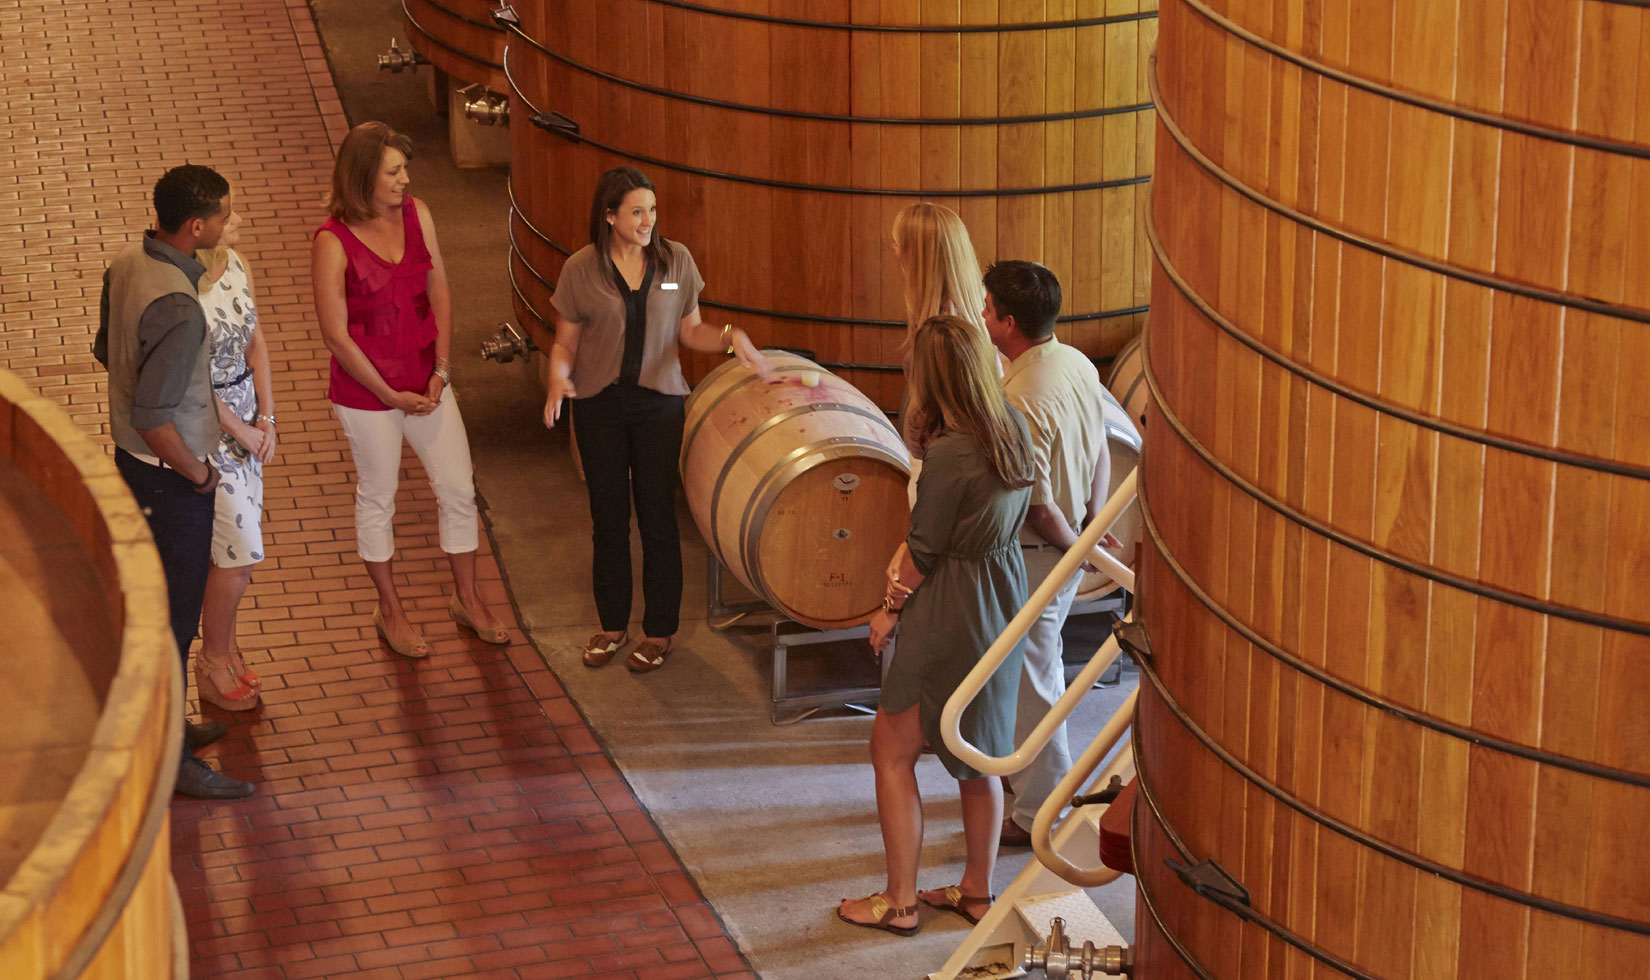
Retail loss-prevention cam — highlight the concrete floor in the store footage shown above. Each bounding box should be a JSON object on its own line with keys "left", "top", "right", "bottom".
{"left": 310, "top": 5, "right": 1139, "bottom": 978}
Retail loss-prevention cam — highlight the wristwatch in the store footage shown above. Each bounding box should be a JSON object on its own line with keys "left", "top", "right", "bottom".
{"left": 255, "top": 414, "right": 277, "bottom": 426}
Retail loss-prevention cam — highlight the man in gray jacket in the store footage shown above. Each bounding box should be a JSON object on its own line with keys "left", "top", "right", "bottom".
{"left": 95, "top": 164, "right": 254, "bottom": 799}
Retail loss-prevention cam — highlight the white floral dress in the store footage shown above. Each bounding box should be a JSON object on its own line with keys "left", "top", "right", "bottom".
{"left": 202, "top": 249, "right": 265, "bottom": 568}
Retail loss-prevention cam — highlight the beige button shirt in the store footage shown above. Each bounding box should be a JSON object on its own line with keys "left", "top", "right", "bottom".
{"left": 1001, "top": 338, "right": 1111, "bottom": 545}
{"left": 551, "top": 240, "right": 705, "bottom": 397}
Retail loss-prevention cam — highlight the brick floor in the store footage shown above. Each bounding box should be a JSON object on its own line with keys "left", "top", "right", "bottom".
{"left": 0, "top": 2, "right": 752, "bottom": 978}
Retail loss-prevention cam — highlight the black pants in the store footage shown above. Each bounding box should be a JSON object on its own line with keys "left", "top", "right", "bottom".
{"left": 117, "top": 448, "right": 213, "bottom": 758}
{"left": 571, "top": 385, "right": 685, "bottom": 638}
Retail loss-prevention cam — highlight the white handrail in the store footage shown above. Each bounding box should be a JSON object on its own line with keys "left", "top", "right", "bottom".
{"left": 939, "top": 468, "right": 1138, "bottom": 775}
{"left": 1030, "top": 686, "right": 1139, "bottom": 885}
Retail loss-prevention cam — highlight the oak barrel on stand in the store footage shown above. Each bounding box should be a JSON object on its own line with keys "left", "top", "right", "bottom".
{"left": 681, "top": 352, "right": 910, "bottom": 629}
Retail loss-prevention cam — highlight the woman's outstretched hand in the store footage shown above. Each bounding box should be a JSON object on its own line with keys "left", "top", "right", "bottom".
{"left": 543, "top": 375, "right": 576, "bottom": 428}
{"left": 728, "top": 327, "right": 779, "bottom": 383}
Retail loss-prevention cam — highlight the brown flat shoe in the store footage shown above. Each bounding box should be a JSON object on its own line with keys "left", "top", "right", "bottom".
{"left": 583, "top": 631, "right": 628, "bottom": 668}
{"left": 919, "top": 885, "right": 994, "bottom": 925}
{"left": 836, "top": 893, "right": 920, "bottom": 937}
{"left": 625, "top": 638, "right": 673, "bottom": 673}
{"left": 999, "top": 817, "right": 1033, "bottom": 848}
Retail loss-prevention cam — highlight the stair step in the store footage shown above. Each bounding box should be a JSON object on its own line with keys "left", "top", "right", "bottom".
{"left": 1014, "top": 889, "right": 1125, "bottom": 947}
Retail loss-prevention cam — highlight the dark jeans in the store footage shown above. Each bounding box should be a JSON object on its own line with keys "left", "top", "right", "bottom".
{"left": 570, "top": 385, "right": 685, "bottom": 638}
{"left": 116, "top": 448, "right": 214, "bottom": 758}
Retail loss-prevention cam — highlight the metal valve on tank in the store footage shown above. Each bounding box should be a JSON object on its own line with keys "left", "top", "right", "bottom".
{"left": 377, "top": 38, "right": 426, "bottom": 73}
{"left": 1022, "top": 917, "right": 1132, "bottom": 978}
{"left": 479, "top": 323, "right": 534, "bottom": 364}
{"left": 461, "top": 85, "right": 509, "bottom": 125}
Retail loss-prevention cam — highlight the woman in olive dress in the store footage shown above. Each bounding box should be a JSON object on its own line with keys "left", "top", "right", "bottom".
{"left": 836, "top": 313, "right": 1034, "bottom": 937}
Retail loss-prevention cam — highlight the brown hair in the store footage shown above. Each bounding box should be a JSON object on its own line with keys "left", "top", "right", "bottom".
{"left": 588, "top": 166, "right": 672, "bottom": 273}
{"left": 907, "top": 314, "right": 1033, "bottom": 490}
{"left": 326, "top": 121, "right": 414, "bottom": 224}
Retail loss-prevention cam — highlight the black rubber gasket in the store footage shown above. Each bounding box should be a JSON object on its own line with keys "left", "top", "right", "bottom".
{"left": 637, "top": 0, "right": 1158, "bottom": 34}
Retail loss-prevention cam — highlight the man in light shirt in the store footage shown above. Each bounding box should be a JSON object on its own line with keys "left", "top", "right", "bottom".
{"left": 981, "top": 260, "right": 1114, "bottom": 846}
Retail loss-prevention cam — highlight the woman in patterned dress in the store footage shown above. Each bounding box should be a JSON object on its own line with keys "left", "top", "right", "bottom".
{"left": 195, "top": 202, "right": 276, "bottom": 710}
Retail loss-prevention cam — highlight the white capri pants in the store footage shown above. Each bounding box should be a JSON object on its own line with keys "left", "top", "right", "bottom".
{"left": 334, "top": 388, "right": 478, "bottom": 563}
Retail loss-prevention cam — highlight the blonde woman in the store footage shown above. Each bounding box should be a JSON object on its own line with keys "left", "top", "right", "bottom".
{"left": 836, "top": 314, "right": 1034, "bottom": 937}
{"left": 889, "top": 203, "right": 993, "bottom": 501}
{"left": 194, "top": 197, "right": 273, "bottom": 710}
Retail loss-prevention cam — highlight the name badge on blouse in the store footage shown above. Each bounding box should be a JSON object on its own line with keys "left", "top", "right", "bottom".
{"left": 661, "top": 282, "right": 679, "bottom": 290}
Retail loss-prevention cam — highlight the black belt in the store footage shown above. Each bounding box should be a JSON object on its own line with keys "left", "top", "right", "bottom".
{"left": 213, "top": 366, "right": 252, "bottom": 389}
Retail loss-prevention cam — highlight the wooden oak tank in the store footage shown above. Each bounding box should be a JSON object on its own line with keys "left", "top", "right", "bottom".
{"left": 1134, "top": 0, "right": 1650, "bottom": 976}
{"left": 402, "top": 0, "right": 506, "bottom": 90}
{"left": 0, "top": 372, "right": 184, "bottom": 977}
{"left": 503, "top": 0, "right": 1158, "bottom": 411}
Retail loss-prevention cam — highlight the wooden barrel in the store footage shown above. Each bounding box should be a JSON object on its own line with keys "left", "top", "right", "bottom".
{"left": 504, "top": 0, "right": 1159, "bottom": 411}
{"left": 1104, "top": 330, "right": 1148, "bottom": 431}
{"left": 1134, "top": 1, "right": 1650, "bottom": 977}
{"left": 1074, "top": 387, "right": 1142, "bottom": 603}
{"left": 402, "top": 0, "right": 506, "bottom": 90}
{"left": 681, "top": 352, "right": 910, "bottom": 629}
{"left": 0, "top": 370, "right": 184, "bottom": 978}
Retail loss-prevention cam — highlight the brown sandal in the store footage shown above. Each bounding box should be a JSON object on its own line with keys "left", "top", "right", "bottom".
{"left": 583, "top": 632, "right": 628, "bottom": 668}
{"left": 836, "top": 893, "right": 920, "bottom": 937}
{"left": 919, "top": 885, "right": 994, "bottom": 925}
{"left": 625, "top": 638, "right": 673, "bottom": 673}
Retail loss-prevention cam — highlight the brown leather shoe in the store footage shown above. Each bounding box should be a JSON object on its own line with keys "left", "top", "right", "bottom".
{"left": 999, "top": 817, "right": 1033, "bottom": 847}
{"left": 583, "top": 632, "right": 628, "bottom": 668}
{"left": 625, "top": 638, "right": 673, "bottom": 673}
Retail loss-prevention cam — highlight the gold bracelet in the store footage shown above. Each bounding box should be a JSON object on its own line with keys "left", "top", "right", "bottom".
{"left": 720, "top": 323, "right": 734, "bottom": 354}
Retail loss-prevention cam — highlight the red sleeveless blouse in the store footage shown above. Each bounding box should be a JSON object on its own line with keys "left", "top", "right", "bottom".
{"left": 317, "top": 196, "right": 437, "bottom": 410}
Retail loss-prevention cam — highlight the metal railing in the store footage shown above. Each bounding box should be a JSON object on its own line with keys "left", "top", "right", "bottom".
{"left": 939, "top": 468, "right": 1140, "bottom": 886}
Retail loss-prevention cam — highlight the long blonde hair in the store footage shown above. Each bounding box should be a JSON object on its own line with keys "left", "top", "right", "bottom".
{"left": 907, "top": 314, "right": 1033, "bottom": 489}
{"left": 194, "top": 183, "right": 233, "bottom": 294}
{"left": 892, "top": 203, "right": 987, "bottom": 351}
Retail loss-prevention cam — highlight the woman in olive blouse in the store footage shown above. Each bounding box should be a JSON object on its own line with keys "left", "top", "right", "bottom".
{"left": 542, "top": 166, "right": 771, "bottom": 673}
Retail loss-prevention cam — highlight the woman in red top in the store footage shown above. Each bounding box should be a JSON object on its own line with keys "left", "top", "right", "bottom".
{"left": 312, "top": 121, "right": 508, "bottom": 657}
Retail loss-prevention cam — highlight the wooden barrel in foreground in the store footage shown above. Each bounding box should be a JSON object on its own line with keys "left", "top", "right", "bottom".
{"left": 0, "top": 370, "right": 184, "bottom": 978}
{"left": 402, "top": 0, "right": 506, "bottom": 90}
{"left": 681, "top": 352, "right": 910, "bottom": 629}
{"left": 1135, "top": 0, "right": 1650, "bottom": 977}
{"left": 505, "top": 0, "right": 1157, "bottom": 411}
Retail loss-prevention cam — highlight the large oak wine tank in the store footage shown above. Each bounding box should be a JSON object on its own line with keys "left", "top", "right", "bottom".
{"left": 1133, "top": 0, "right": 1650, "bottom": 976}
{"left": 0, "top": 371, "right": 185, "bottom": 978}
{"left": 402, "top": 0, "right": 506, "bottom": 91}
{"left": 503, "top": 0, "right": 1159, "bottom": 410}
